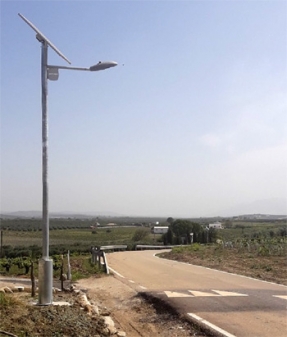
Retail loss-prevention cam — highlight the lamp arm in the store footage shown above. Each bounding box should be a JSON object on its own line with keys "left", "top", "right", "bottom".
{"left": 48, "top": 65, "right": 90, "bottom": 71}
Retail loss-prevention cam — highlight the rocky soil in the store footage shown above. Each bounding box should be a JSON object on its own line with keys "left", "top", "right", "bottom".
{"left": 0, "top": 276, "right": 208, "bottom": 337}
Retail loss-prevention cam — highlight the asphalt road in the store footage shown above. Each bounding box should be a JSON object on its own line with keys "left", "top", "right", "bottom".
{"left": 106, "top": 250, "right": 287, "bottom": 337}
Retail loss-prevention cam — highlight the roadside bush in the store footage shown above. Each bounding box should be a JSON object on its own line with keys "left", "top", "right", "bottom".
{"left": 0, "top": 292, "right": 24, "bottom": 307}
{"left": 278, "top": 227, "right": 287, "bottom": 237}
{"left": 132, "top": 228, "right": 149, "bottom": 242}
{"left": 172, "top": 243, "right": 202, "bottom": 254}
{"left": 0, "top": 258, "right": 12, "bottom": 272}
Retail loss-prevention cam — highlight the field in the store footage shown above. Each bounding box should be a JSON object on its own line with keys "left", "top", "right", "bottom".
{"left": 0, "top": 219, "right": 158, "bottom": 258}
{"left": 1, "top": 226, "right": 145, "bottom": 247}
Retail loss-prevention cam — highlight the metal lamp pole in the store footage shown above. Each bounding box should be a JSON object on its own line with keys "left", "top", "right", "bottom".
{"left": 18, "top": 13, "right": 117, "bottom": 305}
{"left": 41, "top": 40, "right": 49, "bottom": 260}
{"left": 38, "top": 38, "right": 53, "bottom": 305}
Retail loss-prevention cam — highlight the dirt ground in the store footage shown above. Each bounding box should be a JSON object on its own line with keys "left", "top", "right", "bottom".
{"left": 0, "top": 275, "right": 208, "bottom": 337}
{"left": 76, "top": 276, "right": 207, "bottom": 337}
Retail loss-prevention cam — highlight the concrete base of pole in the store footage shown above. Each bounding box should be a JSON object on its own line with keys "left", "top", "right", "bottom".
{"left": 38, "top": 257, "right": 53, "bottom": 305}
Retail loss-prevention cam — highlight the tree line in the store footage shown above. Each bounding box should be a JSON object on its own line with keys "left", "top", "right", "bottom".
{"left": 163, "top": 219, "right": 217, "bottom": 245}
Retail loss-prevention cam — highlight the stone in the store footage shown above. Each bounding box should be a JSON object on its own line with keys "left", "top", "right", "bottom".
{"left": 0, "top": 286, "right": 13, "bottom": 293}
{"left": 104, "top": 316, "right": 115, "bottom": 327}
{"left": 108, "top": 326, "right": 117, "bottom": 334}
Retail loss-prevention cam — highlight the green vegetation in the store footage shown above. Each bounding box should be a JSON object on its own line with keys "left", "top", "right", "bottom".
{"left": 0, "top": 216, "right": 286, "bottom": 263}
{"left": 163, "top": 219, "right": 217, "bottom": 245}
{"left": 219, "top": 220, "right": 286, "bottom": 242}
{"left": 0, "top": 254, "right": 103, "bottom": 281}
{"left": 172, "top": 243, "right": 202, "bottom": 253}
{"left": 132, "top": 228, "right": 150, "bottom": 242}
{"left": 0, "top": 226, "right": 155, "bottom": 258}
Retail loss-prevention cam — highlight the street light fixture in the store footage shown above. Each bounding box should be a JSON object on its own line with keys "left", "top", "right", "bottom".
{"left": 18, "top": 13, "right": 117, "bottom": 305}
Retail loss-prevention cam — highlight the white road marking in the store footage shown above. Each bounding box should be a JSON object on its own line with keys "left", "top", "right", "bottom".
{"left": 129, "top": 280, "right": 135, "bottom": 283}
{"left": 108, "top": 267, "right": 125, "bottom": 278}
{"left": 188, "top": 290, "right": 219, "bottom": 297}
{"left": 273, "top": 295, "right": 287, "bottom": 300}
{"left": 165, "top": 290, "right": 249, "bottom": 298}
{"left": 188, "top": 313, "right": 237, "bottom": 337}
{"left": 165, "top": 291, "right": 193, "bottom": 298}
{"left": 212, "top": 290, "right": 248, "bottom": 297}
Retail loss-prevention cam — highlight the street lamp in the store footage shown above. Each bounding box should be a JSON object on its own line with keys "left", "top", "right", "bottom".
{"left": 18, "top": 13, "right": 117, "bottom": 305}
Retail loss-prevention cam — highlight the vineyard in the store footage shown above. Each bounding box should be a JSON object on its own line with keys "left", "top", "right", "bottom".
{"left": 0, "top": 253, "right": 103, "bottom": 282}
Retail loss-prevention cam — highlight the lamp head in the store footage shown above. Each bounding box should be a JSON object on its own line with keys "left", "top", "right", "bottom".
{"left": 90, "top": 61, "right": 118, "bottom": 71}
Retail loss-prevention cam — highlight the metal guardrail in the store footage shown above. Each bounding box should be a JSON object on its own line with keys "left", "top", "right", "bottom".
{"left": 135, "top": 245, "right": 174, "bottom": 250}
{"left": 100, "top": 244, "right": 175, "bottom": 251}
{"left": 91, "top": 245, "right": 175, "bottom": 274}
{"left": 91, "top": 245, "right": 127, "bottom": 274}
{"left": 100, "top": 245, "right": 127, "bottom": 251}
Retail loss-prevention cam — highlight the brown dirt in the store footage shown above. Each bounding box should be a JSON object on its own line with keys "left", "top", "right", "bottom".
{"left": 0, "top": 289, "right": 108, "bottom": 337}
{"left": 0, "top": 275, "right": 208, "bottom": 337}
{"left": 76, "top": 276, "right": 207, "bottom": 336}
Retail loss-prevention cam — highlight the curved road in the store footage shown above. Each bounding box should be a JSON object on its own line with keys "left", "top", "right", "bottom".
{"left": 107, "top": 250, "right": 287, "bottom": 337}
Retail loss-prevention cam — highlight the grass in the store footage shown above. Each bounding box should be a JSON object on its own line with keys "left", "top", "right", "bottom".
{"left": 69, "top": 255, "right": 103, "bottom": 281}
{"left": 0, "top": 291, "right": 25, "bottom": 307}
{"left": 1, "top": 226, "right": 154, "bottom": 247}
{"left": 218, "top": 221, "right": 286, "bottom": 241}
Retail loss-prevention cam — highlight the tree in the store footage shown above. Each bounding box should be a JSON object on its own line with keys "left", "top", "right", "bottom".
{"left": 166, "top": 217, "right": 174, "bottom": 225}
{"left": 205, "top": 227, "right": 218, "bottom": 244}
{"left": 164, "top": 226, "right": 175, "bottom": 245}
{"left": 224, "top": 219, "right": 233, "bottom": 228}
{"left": 163, "top": 219, "right": 203, "bottom": 245}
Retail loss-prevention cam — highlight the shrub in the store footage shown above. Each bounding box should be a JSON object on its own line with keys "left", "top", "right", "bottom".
{"left": 132, "top": 228, "right": 149, "bottom": 242}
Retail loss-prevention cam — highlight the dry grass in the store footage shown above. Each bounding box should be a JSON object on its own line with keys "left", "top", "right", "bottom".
{"left": 160, "top": 244, "right": 287, "bottom": 286}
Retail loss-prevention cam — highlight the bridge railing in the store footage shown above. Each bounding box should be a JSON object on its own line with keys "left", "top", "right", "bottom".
{"left": 100, "top": 245, "right": 128, "bottom": 251}
{"left": 135, "top": 245, "right": 174, "bottom": 250}
{"left": 91, "top": 244, "right": 175, "bottom": 274}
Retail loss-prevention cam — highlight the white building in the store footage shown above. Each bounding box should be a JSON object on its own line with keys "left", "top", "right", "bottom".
{"left": 152, "top": 226, "right": 169, "bottom": 234}
{"left": 208, "top": 221, "right": 223, "bottom": 229}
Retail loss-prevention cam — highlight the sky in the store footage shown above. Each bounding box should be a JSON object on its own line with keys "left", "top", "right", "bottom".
{"left": 1, "top": 0, "right": 286, "bottom": 217}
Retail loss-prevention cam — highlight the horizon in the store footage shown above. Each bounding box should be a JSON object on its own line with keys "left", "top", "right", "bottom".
{"left": 1, "top": 207, "right": 286, "bottom": 219}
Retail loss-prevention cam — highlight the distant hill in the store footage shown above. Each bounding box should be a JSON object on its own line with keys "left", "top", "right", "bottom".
{"left": 231, "top": 214, "right": 287, "bottom": 220}
{"left": 0, "top": 210, "right": 123, "bottom": 219}
{"left": 1, "top": 211, "right": 286, "bottom": 221}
